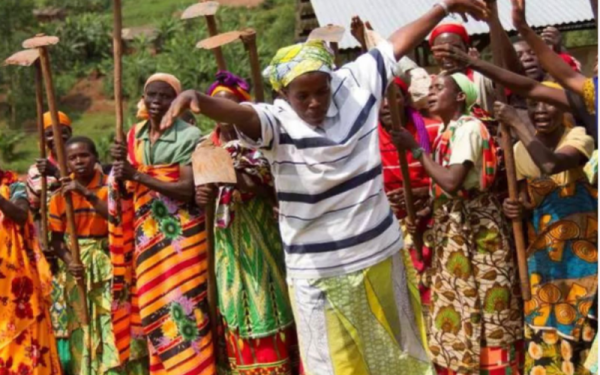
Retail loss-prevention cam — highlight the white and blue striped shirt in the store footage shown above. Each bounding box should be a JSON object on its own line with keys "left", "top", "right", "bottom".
{"left": 240, "top": 41, "right": 403, "bottom": 279}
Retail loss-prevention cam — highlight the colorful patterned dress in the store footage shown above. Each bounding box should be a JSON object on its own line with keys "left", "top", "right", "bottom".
{"left": 514, "top": 127, "right": 598, "bottom": 375}
{"left": 427, "top": 116, "right": 523, "bottom": 375}
{"left": 0, "top": 170, "right": 61, "bottom": 375}
{"left": 109, "top": 120, "right": 216, "bottom": 375}
{"left": 205, "top": 132, "right": 301, "bottom": 375}
{"left": 49, "top": 170, "right": 149, "bottom": 375}
{"left": 26, "top": 159, "right": 71, "bottom": 373}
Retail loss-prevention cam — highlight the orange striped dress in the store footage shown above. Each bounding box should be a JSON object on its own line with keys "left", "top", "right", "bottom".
{"left": 109, "top": 121, "right": 215, "bottom": 375}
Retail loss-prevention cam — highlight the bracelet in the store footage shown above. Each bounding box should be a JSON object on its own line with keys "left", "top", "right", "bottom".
{"left": 411, "top": 147, "right": 425, "bottom": 160}
{"left": 435, "top": 1, "right": 450, "bottom": 16}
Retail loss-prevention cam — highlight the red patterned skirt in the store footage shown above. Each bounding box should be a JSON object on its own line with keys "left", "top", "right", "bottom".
{"left": 218, "top": 323, "right": 303, "bottom": 375}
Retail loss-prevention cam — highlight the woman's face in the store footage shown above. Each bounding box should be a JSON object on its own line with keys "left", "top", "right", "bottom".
{"left": 433, "top": 33, "right": 468, "bottom": 72}
{"left": 45, "top": 126, "right": 72, "bottom": 155}
{"left": 427, "top": 76, "right": 464, "bottom": 117}
{"left": 514, "top": 41, "right": 544, "bottom": 81}
{"left": 379, "top": 88, "right": 406, "bottom": 131}
{"left": 66, "top": 142, "right": 97, "bottom": 180}
{"left": 528, "top": 100, "right": 564, "bottom": 134}
{"left": 143, "top": 81, "right": 177, "bottom": 121}
{"left": 282, "top": 72, "right": 332, "bottom": 126}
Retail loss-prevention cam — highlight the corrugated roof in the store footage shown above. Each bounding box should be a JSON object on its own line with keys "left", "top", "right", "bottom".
{"left": 310, "top": 0, "right": 595, "bottom": 49}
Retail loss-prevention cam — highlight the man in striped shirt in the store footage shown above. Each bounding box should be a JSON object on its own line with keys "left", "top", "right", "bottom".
{"left": 165, "top": 1, "right": 488, "bottom": 373}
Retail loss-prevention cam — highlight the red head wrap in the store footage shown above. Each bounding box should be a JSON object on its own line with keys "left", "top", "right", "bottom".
{"left": 429, "top": 22, "right": 470, "bottom": 46}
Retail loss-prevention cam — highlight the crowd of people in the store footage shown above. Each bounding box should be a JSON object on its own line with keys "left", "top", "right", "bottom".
{"left": 0, "top": 0, "right": 597, "bottom": 374}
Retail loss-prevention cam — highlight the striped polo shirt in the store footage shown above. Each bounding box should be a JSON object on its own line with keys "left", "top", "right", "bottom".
{"left": 49, "top": 169, "right": 108, "bottom": 239}
{"left": 240, "top": 41, "right": 403, "bottom": 279}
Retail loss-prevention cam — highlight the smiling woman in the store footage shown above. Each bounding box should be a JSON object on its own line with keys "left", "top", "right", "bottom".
{"left": 494, "top": 82, "right": 597, "bottom": 375}
{"left": 392, "top": 73, "right": 523, "bottom": 375}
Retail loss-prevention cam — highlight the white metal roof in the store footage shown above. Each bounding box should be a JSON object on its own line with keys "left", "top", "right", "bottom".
{"left": 310, "top": 0, "right": 595, "bottom": 49}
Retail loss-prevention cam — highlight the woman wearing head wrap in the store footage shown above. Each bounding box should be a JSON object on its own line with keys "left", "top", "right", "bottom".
{"left": 432, "top": 1, "right": 599, "bottom": 145}
{"left": 163, "top": 2, "right": 489, "bottom": 373}
{"left": 0, "top": 163, "right": 62, "bottom": 375}
{"left": 429, "top": 21, "right": 500, "bottom": 113}
{"left": 496, "top": 82, "right": 597, "bottom": 375}
{"left": 25, "top": 111, "right": 73, "bottom": 373}
{"left": 195, "top": 72, "right": 302, "bottom": 375}
{"left": 393, "top": 73, "right": 523, "bottom": 375}
{"left": 109, "top": 73, "right": 216, "bottom": 375}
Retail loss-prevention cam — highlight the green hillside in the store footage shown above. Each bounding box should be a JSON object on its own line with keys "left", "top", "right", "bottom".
{"left": 0, "top": 0, "right": 295, "bottom": 173}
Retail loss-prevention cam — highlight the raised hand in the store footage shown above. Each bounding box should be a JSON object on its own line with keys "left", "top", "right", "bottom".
{"left": 36, "top": 158, "right": 59, "bottom": 178}
{"left": 468, "top": 47, "right": 481, "bottom": 60}
{"left": 541, "top": 26, "right": 562, "bottom": 52}
{"left": 502, "top": 198, "right": 523, "bottom": 219}
{"left": 445, "top": 0, "right": 490, "bottom": 22}
{"left": 511, "top": 0, "right": 528, "bottom": 29}
{"left": 390, "top": 128, "right": 419, "bottom": 151}
{"left": 386, "top": 188, "right": 406, "bottom": 215}
{"left": 68, "top": 261, "right": 85, "bottom": 283}
{"left": 161, "top": 90, "right": 202, "bottom": 130}
{"left": 350, "top": 16, "right": 367, "bottom": 46}
{"left": 493, "top": 101, "right": 522, "bottom": 128}
{"left": 431, "top": 43, "right": 474, "bottom": 68}
{"left": 59, "top": 177, "right": 87, "bottom": 197}
{"left": 195, "top": 184, "right": 218, "bottom": 208}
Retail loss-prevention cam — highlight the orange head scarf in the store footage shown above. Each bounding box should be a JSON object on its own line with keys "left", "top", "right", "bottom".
{"left": 42, "top": 111, "right": 71, "bottom": 130}
{"left": 136, "top": 73, "right": 183, "bottom": 119}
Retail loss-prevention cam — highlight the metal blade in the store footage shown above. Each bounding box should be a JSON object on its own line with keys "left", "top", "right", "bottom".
{"left": 181, "top": 1, "right": 220, "bottom": 19}
{"left": 196, "top": 30, "right": 242, "bottom": 49}
{"left": 22, "top": 35, "right": 60, "bottom": 49}
{"left": 308, "top": 24, "right": 345, "bottom": 43}
{"left": 3, "top": 49, "right": 40, "bottom": 67}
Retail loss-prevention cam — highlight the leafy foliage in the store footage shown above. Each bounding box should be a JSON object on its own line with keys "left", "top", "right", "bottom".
{"left": 0, "top": 131, "right": 26, "bottom": 163}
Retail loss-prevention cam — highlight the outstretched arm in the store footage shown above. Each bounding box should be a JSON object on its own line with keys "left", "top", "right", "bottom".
{"left": 390, "top": 128, "right": 472, "bottom": 194}
{"left": 495, "top": 102, "right": 588, "bottom": 175}
{"left": 387, "top": 0, "right": 489, "bottom": 60}
{"left": 511, "top": 0, "right": 587, "bottom": 94}
{"left": 161, "top": 90, "right": 262, "bottom": 141}
{"left": 432, "top": 44, "right": 571, "bottom": 110}
{"left": 488, "top": 0, "right": 524, "bottom": 75}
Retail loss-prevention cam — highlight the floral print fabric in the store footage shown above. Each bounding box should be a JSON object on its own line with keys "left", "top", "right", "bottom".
{"left": 525, "top": 323, "right": 596, "bottom": 375}
{"left": 427, "top": 195, "right": 523, "bottom": 374}
{"left": 109, "top": 123, "right": 215, "bottom": 375}
{"left": 0, "top": 171, "right": 61, "bottom": 375}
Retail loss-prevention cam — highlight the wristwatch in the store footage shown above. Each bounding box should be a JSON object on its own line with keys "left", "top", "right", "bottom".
{"left": 411, "top": 147, "right": 425, "bottom": 160}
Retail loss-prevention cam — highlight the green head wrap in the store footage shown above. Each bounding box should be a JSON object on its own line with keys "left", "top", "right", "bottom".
{"left": 450, "top": 73, "right": 479, "bottom": 114}
{"left": 266, "top": 39, "right": 335, "bottom": 92}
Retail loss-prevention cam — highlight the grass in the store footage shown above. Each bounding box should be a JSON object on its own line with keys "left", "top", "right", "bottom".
{"left": 122, "top": 0, "right": 197, "bottom": 27}
{"left": 2, "top": 110, "right": 115, "bottom": 173}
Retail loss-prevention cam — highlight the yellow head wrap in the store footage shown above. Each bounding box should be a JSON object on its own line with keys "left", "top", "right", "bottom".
{"left": 266, "top": 40, "right": 334, "bottom": 92}
{"left": 541, "top": 81, "right": 574, "bottom": 128}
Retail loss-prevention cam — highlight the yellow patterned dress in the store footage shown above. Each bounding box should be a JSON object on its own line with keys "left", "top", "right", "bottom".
{"left": 0, "top": 171, "right": 61, "bottom": 375}
{"left": 514, "top": 127, "right": 598, "bottom": 375}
